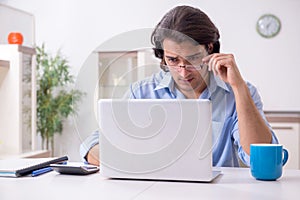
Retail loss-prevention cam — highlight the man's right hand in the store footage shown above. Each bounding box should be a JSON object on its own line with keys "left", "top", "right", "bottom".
{"left": 87, "top": 144, "right": 100, "bottom": 166}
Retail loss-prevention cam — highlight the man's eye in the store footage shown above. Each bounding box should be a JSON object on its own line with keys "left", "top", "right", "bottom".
{"left": 167, "top": 58, "right": 178, "bottom": 63}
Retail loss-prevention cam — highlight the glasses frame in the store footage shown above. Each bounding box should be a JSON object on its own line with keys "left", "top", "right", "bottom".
{"left": 162, "top": 63, "right": 206, "bottom": 72}
{"left": 163, "top": 51, "right": 209, "bottom": 72}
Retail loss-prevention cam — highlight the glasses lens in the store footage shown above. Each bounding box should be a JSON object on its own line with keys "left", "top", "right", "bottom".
{"left": 188, "top": 64, "right": 205, "bottom": 70}
{"left": 163, "top": 57, "right": 206, "bottom": 71}
{"left": 167, "top": 64, "right": 204, "bottom": 71}
{"left": 185, "top": 65, "right": 197, "bottom": 71}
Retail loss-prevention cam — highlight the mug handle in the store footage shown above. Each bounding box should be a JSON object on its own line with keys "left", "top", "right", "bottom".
{"left": 282, "top": 148, "right": 289, "bottom": 166}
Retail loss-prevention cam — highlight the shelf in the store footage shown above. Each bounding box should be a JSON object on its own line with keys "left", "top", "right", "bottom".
{"left": 0, "top": 60, "right": 10, "bottom": 85}
{"left": 0, "top": 60, "right": 9, "bottom": 67}
{"left": 0, "top": 44, "right": 35, "bottom": 55}
{"left": 18, "top": 45, "right": 36, "bottom": 55}
{"left": 0, "top": 150, "right": 51, "bottom": 159}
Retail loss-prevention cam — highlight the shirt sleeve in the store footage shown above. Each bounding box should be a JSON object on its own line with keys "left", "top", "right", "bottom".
{"left": 232, "top": 82, "right": 279, "bottom": 167}
{"left": 79, "top": 130, "right": 100, "bottom": 162}
{"left": 79, "top": 84, "right": 135, "bottom": 162}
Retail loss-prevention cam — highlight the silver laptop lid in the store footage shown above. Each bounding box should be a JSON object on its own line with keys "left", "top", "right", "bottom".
{"left": 98, "top": 99, "right": 214, "bottom": 182}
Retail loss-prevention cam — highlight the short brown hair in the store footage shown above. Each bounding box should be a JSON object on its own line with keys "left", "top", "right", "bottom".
{"left": 151, "top": 5, "right": 220, "bottom": 69}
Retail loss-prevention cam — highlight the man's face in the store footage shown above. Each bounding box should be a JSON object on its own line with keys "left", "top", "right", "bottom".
{"left": 162, "top": 38, "right": 209, "bottom": 98}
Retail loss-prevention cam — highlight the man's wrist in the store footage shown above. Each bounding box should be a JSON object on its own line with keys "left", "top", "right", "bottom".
{"left": 232, "top": 81, "right": 248, "bottom": 97}
{"left": 86, "top": 144, "right": 100, "bottom": 166}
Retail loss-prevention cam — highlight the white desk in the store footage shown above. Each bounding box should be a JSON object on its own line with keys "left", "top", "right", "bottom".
{"left": 1, "top": 166, "right": 300, "bottom": 200}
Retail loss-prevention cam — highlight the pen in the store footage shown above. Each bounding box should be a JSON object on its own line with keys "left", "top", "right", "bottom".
{"left": 31, "top": 167, "right": 53, "bottom": 177}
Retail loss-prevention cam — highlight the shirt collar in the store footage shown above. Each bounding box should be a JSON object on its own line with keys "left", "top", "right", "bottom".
{"left": 206, "top": 72, "right": 230, "bottom": 97}
{"left": 154, "top": 72, "right": 174, "bottom": 92}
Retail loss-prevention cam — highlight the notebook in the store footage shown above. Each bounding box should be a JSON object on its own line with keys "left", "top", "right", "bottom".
{"left": 98, "top": 99, "right": 221, "bottom": 182}
{"left": 0, "top": 155, "right": 68, "bottom": 177}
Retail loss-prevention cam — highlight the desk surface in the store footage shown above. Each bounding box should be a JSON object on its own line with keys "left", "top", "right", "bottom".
{"left": 1, "top": 166, "right": 300, "bottom": 200}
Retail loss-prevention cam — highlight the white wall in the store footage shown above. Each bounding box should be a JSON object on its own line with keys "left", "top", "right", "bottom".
{"left": 2, "top": 0, "right": 300, "bottom": 161}
{"left": 0, "top": 4, "right": 34, "bottom": 46}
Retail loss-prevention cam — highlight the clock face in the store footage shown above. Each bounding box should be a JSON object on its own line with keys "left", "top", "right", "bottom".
{"left": 257, "top": 14, "right": 281, "bottom": 38}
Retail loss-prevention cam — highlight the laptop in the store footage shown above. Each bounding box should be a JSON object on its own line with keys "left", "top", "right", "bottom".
{"left": 98, "top": 99, "right": 221, "bottom": 182}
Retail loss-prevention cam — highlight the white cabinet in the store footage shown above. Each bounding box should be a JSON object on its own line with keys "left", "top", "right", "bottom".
{"left": 98, "top": 50, "right": 160, "bottom": 99}
{"left": 0, "top": 45, "right": 37, "bottom": 157}
{"left": 270, "top": 122, "right": 300, "bottom": 169}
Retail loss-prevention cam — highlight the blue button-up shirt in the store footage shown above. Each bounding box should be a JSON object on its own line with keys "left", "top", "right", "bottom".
{"left": 80, "top": 71, "right": 278, "bottom": 167}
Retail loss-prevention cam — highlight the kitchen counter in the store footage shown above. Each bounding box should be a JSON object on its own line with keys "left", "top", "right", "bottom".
{"left": 265, "top": 111, "right": 300, "bottom": 123}
{"left": 264, "top": 111, "right": 300, "bottom": 169}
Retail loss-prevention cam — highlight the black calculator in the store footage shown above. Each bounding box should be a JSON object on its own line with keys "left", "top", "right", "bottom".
{"left": 50, "top": 163, "right": 99, "bottom": 175}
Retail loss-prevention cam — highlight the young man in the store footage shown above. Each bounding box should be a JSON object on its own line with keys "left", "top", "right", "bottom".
{"left": 80, "top": 5, "right": 278, "bottom": 167}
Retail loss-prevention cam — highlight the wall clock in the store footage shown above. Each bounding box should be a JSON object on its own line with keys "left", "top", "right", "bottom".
{"left": 256, "top": 14, "right": 281, "bottom": 38}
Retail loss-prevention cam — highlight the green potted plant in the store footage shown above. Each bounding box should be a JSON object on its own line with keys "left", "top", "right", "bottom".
{"left": 36, "top": 44, "right": 83, "bottom": 156}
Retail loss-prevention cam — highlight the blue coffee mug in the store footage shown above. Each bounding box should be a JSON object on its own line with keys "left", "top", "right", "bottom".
{"left": 250, "top": 144, "right": 288, "bottom": 181}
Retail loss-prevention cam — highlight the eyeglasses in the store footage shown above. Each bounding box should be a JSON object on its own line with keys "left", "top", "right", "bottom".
{"left": 163, "top": 53, "right": 208, "bottom": 72}
{"left": 162, "top": 63, "right": 206, "bottom": 72}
